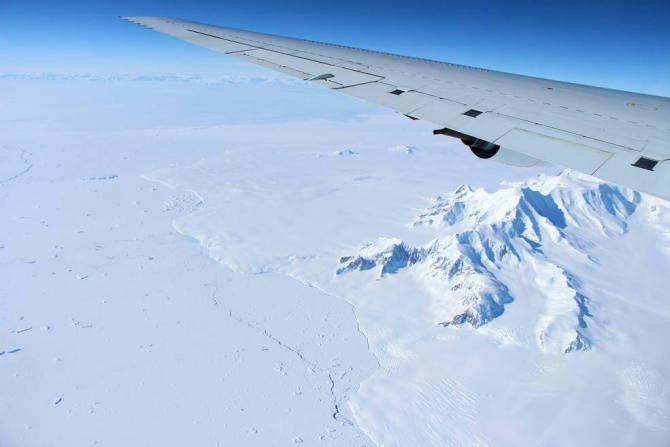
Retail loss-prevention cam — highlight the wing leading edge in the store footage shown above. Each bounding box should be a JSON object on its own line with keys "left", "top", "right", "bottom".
{"left": 122, "top": 16, "right": 670, "bottom": 201}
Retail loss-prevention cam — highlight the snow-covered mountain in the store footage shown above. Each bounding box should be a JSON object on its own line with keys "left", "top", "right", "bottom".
{"left": 337, "top": 171, "right": 660, "bottom": 354}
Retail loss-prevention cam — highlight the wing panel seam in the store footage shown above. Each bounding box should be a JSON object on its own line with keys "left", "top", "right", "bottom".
{"left": 492, "top": 111, "right": 643, "bottom": 153}
{"left": 187, "top": 29, "right": 382, "bottom": 78}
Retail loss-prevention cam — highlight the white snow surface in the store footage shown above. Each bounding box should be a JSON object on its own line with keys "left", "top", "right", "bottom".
{"left": 2, "top": 76, "right": 670, "bottom": 447}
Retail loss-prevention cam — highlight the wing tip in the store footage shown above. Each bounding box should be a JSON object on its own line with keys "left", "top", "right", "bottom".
{"left": 119, "top": 16, "right": 193, "bottom": 30}
{"left": 119, "top": 16, "right": 171, "bottom": 31}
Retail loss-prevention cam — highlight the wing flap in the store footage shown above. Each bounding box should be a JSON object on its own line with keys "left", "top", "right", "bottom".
{"left": 496, "top": 128, "right": 613, "bottom": 174}
{"left": 496, "top": 104, "right": 649, "bottom": 152}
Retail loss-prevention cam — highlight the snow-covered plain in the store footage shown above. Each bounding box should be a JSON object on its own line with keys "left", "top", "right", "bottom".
{"left": 1, "top": 73, "right": 669, "bottom": 446}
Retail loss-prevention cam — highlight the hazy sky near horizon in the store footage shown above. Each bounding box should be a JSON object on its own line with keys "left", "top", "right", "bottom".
{"left": 2, "top": 0, "right": 669, "bottom": 96}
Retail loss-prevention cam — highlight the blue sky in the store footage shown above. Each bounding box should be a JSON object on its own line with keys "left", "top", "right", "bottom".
{"left": 2, "top": 0, "right": 669, "bottom": 96}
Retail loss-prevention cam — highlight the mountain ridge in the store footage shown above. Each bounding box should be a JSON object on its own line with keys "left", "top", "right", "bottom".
{"left": 337, "top": 171, "right": 648, "bottom": 353}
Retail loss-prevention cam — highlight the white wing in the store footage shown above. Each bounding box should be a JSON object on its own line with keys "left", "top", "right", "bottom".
{"left": 123, "top": 16, "right": 670, "bottom": 201}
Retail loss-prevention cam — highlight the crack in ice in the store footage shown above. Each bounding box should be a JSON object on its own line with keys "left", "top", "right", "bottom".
{"left": 223, "top": 302, "right": 352, "bottom": 424}
{"left": 1, "top": 149, "right": 33, "bottom": 185}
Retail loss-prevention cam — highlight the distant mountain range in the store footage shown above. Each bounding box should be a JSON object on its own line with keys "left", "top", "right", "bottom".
{"left": 0, "top": 72, "right": 299, "bottom": 85}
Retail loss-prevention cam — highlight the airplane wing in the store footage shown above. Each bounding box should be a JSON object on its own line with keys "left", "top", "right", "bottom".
{"left": 122, "top": 16, "right": 670, "bottom": 201}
